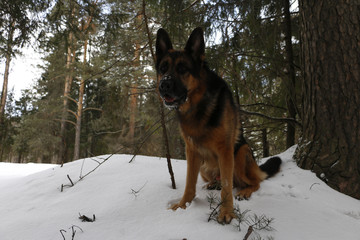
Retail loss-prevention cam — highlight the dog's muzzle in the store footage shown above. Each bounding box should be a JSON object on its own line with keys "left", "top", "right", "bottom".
{"left": 159, "top": 76, "right": 174, "bottom": 95}
{"left": 158, "top": 75, "right": 187, "bottom": 109}
{"left": 159, "top": 75, "right": 176, "bottom": 103}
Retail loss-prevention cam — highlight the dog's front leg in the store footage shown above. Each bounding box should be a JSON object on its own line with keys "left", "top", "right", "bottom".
{"left": 217, "top": 148, "right": 236, "bottom": 224}
{"left": 170, "top": 146, "right": 201, "bottom": 210}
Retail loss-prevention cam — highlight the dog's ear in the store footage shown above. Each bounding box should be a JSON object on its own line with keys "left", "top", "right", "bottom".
{"left": 185, "top": 27, "right": 205, "bottom": 62}
{"left": 156, "top": 28, "right": 173, "bottom": 69}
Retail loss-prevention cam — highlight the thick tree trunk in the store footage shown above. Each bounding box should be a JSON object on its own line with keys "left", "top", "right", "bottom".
{"left": 295, "top": 0, "right": 360, "bottom": 199}
{"left": 283, "top": 0, "right": 297, "bottom": 148}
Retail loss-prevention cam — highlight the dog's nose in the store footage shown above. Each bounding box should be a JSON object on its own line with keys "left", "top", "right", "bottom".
{"left": 159, "top": 79, "right": 173, "bottom": 92}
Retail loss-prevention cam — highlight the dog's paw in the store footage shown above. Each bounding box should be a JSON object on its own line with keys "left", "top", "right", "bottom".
{"left": 235, "top": 190, "right": 253, "bottom": 201}
{"left": 217, "top": 208, "right": 236, "bottom": 224}
{"left": 169, "top": 202, "right": 187, "bottom": 211}
{"left": 235, "top": 194, "right": 249, "bottom": 201}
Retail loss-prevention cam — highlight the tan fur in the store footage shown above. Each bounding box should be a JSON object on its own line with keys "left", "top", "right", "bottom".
{"left": 157, "top": 29, "right": 271, "bottom": 224}
{"left": 168, "top": 66, "right": 269, "bottom": 223}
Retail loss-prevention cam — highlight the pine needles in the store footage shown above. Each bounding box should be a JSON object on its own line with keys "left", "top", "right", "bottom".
{"left": 207, "top": 193, "right": 275, "bottom": 240}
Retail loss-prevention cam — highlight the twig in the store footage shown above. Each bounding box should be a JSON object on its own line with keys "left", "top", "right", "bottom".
{"left": 243, "top": 226, "right": 253, "bottom": 240}
{"left": 128, "top": 111, "right": 174, "bottom": 163}
{"left": 60, "top": 154, "right": 115, "bottom": 192}
{"left": 60, "top": 229, "right": 66, "bottom": 240}
{"left": 239, "top": 102, "right": 287, "bottom": 111}
{"left": 78, "top": 155, "right": 112, "bottom": 181}
{"left": 207, "top": 195, "right": 224, "bottom": 222}
{"left": 130, "top": 181, "right": 148, "bottom": 198}
{"left": 179, "top": 0, "right": 201, "bottom": 12}
{"left": 67, "top": 175, "right": 74, "bottom": 186}
{"left": 71, "top": 225, "right": 83, "bottom": 240}
{"left": 238, "top": 108, "right": 302, "bottom": 127}
{"left": 310, "top": 182, "right": 320, "bottom": 190}
{"left": 142, "top": 0, "right": 176, "bottom": 190}
{"left": 247, "top": 214, "right": 274, "bottom": 231}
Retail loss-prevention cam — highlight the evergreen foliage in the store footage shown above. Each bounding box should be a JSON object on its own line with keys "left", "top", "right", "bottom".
{"left": 0, "top": 0, "right": 300, "bottom": 162}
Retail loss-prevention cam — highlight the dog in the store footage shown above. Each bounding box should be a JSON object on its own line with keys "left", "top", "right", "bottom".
{"left": 155, "top": 27, "right": 282, "bottom": 224}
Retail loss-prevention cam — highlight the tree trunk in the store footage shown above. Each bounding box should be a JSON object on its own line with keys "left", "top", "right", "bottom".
{"left": 73, "top": 2, "right": 96, "bottom": 161}
{"left": 73, "top": 38, "right": 88, "bottom": 161}
{"left": 127, "top": 12, "right": 142, "bottom": 142}
{"left": 0, "top": 51, "right": 11, "bottom": 124}
{"left": 58, "top": 31, "right": 75, "bottom": 164}
{"left": 295, "top": 0, "right": 360, "bottom": 199}
{"left": 262, "top": 128, "right": 269, "bottom": 158}
{"left": 128, "top": 39, "right": 140, "bottom": 142}
{"left": 0, "top": 19, "right": 15, "bottom": 126}
{"left": 283, "top": 0, "right": 297, "bottom": 148}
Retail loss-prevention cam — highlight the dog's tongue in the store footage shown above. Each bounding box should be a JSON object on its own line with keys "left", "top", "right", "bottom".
{"left": 165, "top": 96, "right": 175, "bottom": 103}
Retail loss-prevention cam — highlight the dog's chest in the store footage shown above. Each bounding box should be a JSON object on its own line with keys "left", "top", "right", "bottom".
{"left": 185, "top": 135, "right": 217, "bottom": 160}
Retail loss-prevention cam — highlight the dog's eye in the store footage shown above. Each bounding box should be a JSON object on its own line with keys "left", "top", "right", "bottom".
{"left": 160, "top": 62, "right": 168, "bottom": 74}
{"left": 176, "top": 63, "right": 188, "bottom": 74}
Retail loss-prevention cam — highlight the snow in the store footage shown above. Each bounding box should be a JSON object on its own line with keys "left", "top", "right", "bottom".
{"left": 0, "top": 146, "right": 359, "bottom": 240}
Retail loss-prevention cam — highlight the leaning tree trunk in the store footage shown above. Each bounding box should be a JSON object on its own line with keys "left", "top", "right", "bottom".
{"left": 295, "top": 0, "right": 360, "bottom": 199}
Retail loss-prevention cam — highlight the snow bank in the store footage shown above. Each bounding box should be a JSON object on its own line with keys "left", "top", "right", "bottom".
{"left": 0, "top": 146, "right": 359, "bottom": 240}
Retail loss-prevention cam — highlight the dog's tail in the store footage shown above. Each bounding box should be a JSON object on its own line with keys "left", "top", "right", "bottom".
{"left": 259, "top": 156, "right": 282, "bottom": 178}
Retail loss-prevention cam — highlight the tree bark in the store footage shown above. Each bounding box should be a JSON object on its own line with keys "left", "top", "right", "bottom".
{"left": 128, "top": 38, "right": 140, "bottom": 142}
{"left": 0, "top": 19, "right": 15, "bottom": 126}
{"left": 73, "top": 38, "right": 87, "bottom": 161}
{"left": 295, "top": 0, "right": 360, "bottom": 199}
{"left": 59, "top": 30, "right": 75, "bottom": 164}
{"left": 283, "top": 0, "right": 297, "bottom": 148}
{"left": 73, "top": 1, "right": 96, "bottom": 161}
{"left": 262, "top": 128, "right": 269, "bottom": 158}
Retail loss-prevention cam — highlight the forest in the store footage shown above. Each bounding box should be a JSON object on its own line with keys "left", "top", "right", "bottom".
{"left": 0, "top": 0, "right": 359, "bottom": 199}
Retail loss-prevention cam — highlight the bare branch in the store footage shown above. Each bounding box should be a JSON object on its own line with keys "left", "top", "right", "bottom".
{"left": 243, "top": 226, "right": 253, "bottom": 240}
{"left": 60, "top": 229, "right": 66, "bottom": 240}
{"left": 180, "top": 0, "right": 201, "bottom": 12}
{"left": 67, "top": 109, "right": 78, "bottom": 118}
{"left": 142, "top": 0, "right": 155, "bottom": 63}
{"left": 239, "top": 108, "right": 302, "bottom": 127}
{"left": 83, "top": 107, "right": 103, "bottom": 112}
{"left": 54, "top": 118, "right": 77, "bottom": 127}
{"left": 65, "top": 95, "right": 78, "bottom": 105}
{"left": 239, "top": 102, "right": 287, "bottom": 111}
{"left": 67, "top": 174, "right": 74, "bottom": 186}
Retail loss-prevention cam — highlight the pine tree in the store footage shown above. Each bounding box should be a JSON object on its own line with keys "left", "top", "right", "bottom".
{"left": 0, "top": 0, "right": 46, "bottom": 147}
{"left": 295, "top": 0, "right": 360, "bottom": 199}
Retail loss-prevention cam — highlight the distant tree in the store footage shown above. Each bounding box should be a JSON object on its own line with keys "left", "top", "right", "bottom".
{"left": 0, "top": 0, "right": 46, "bottom": 140}
{"left": 73, "top": 0, "right": 99, "bottom": 160}
{"left": 295, "top": 0, "right": 360, "bottom": 199}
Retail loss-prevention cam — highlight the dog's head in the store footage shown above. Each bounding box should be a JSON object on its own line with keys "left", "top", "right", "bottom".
{"left": 155, "top": 27, "right": 205, "bottom": 109}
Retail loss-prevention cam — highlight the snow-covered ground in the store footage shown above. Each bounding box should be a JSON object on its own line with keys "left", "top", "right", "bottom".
{"left": 0, "top": 146, "right": 359, "bottom": 240}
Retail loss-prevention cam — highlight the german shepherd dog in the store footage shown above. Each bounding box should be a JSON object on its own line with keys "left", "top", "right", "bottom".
{"left": 156, "top": 27, "right": 281, "bottom": 223}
